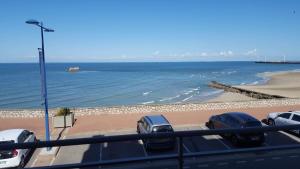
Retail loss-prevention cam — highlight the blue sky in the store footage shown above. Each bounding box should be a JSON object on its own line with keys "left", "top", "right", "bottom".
{"left": 0, "top": 0, "right": 299, "bottom": 62}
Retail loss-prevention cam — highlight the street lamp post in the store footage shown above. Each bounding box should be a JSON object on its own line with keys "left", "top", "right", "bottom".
{"left": 26, "top": 20, "right": 54, "bottom": 150}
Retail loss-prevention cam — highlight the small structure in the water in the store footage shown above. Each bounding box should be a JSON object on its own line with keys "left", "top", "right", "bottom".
{"left": 67, "top": 66, "right": 80, "bottom": 72}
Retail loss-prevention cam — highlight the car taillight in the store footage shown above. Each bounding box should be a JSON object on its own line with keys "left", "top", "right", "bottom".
{"left": 12, "top": 149, "right": 18, "bottom": 157}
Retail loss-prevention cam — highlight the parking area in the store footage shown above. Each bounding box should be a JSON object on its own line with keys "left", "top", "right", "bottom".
{"left": 52, "top": 124, "right": 300, "bottom": 166}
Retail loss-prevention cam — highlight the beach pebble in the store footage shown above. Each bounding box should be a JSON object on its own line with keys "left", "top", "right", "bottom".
{"left": 1, "top": 98, "right": 300, "bottom": 118}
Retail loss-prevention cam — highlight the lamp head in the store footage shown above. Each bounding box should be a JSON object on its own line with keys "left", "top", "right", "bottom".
{"left": 25, "top": 19, "right": 40, "bottom": 25}
{"left": 44, "top": 28, "right": 54, "bottom": 32}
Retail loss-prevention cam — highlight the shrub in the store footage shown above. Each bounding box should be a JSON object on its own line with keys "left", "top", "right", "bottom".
{"left": 55, "top": 107, "right": 71, "bottom": 116}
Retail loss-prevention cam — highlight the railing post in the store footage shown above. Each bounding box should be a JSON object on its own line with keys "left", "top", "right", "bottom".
{"left": 178, "top": 137, "right": 184, "bottom": 169}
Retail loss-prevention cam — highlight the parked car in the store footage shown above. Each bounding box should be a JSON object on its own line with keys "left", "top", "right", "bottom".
{"left": 207, "top": 112, "right": 265, "bottom": 146}
{"left": 267, "top": 111, "right": 300, "bottom": 134}
{"left": 137, "top": 115, "right": 176, "bottom": 150}
{"left": 0, "top": 129, "right": 36, "bottom": 168}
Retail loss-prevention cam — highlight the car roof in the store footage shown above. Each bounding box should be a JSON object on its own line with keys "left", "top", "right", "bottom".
{"left": 224, "top": 112, "right": 259, "bottom": 123}
{"left": 291, "top": 111, "right": 300, "bottom": 115}
{"left": 144, "top": 115, "right": 170, "bottom": 126}
{"left": 0, "top": 129, "right": 25, "bottom": 142}
{"left": 275, "top": 111, "right": 300, "bottom": 115}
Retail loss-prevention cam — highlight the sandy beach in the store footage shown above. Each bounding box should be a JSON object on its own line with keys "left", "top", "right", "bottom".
{"left": 1, "top": 70, "right": 300, "bottom": 139}
{"left": 207, "top": 71, "right": 300, "bottom": 102}
{"left": 235, "top": 71, "right": 300, "bottom": 98}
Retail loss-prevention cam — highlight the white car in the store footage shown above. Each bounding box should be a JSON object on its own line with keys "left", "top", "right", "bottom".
{"left": 267, "top": 111, "right": 300, "bottom": 134}
{"left": 0, "top": 129, "right": 36, "bottom": 168}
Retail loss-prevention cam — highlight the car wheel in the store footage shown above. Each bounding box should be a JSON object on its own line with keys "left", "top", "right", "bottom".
{"left": 18, "top": 156, "right": 25, "bottom": 168}
{"left": 231, "top": 135, "right": 239, "bottom": 146}
{"left": 268, "top": 119, "right": 275, "bottom": 126}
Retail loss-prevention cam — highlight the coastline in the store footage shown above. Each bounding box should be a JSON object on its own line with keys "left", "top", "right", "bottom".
{"left": 1, "top": 70, "right": 300, "bottom": 118}
{"left": 1, "top": 70, "right": 300, "bottom": 138}
{"left": 1, "top": 99, "right": 300, "bottom": 138}
{"left": 1, "top": 98, "right": 300, "bottom": 118}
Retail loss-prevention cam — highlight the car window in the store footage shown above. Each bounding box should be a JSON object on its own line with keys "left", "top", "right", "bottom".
{"left": 225, "top": 116, "right": 238, "bottom": 126}
{"left": 146, "top": 123, "right": 151, "bottom": 131}
{"left": 143, "top": 120, "right": 148, "bottom": 130}
{"left": 219, "top": 115, "right": 226, "bottom": 122}
{"left": 18, "top": 132, "right": 26, "bottom": 143}
{"left": 292, "top": 114, "right": 300, "bottom": 122}
{"left": 278, "top": 113, "right": 291, "bottom": 119}
{"left": 139, "top": 118, "right": 144, "bottom": 125}
{"left": 23, "top": 130, "right": 31, "bottom": 139}
{"left": 18, "top": 130, "right": 31, "bottom": 143}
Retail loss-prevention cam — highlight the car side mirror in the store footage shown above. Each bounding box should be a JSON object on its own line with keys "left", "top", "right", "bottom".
{"left": 29, "top": 131, "right": 34, "bottom": 135}
{"left": 137, "top": 120, "right": 142, "bottom": 123}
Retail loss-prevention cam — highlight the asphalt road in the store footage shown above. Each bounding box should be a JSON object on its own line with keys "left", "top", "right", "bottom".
{"left": 51, "top": 125, "right": 300, "bottom": 169}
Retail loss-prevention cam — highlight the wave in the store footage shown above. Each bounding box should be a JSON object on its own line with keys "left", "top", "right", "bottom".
{"left": 141, "top": 101, "right": 155, "bottom": 105}
{"left": 183, "top": 87, "right": 200, "bottom": 95}
{"left": 143, "top": 91, "right": 152, "bottom": 96}
{"left": 159, "top": 95, "right": 180, "bottom": 102}
{"left": 200, "top": 90, "right": 223, "bottom": 97}
{"left": 227, "top": 70, "right": 237, "bottom": 75}
{"left": 251, "top": 81, "right": 259, "bottom": 85}
{"left": 77, "top": 70, "right": 100, "bottom": 73}
{"left": 182, "top": 95, "right": 193, "bottom": 102}
{"left": 211, "top": 71, "right": 237, "bottom": 75}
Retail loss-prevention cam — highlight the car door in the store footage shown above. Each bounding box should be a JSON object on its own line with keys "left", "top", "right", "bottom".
{"left": 289, "top": 114, "right": 300, "bottom": 134}
{"left": 275, "top": 113, "right": 292, "bottom": 125}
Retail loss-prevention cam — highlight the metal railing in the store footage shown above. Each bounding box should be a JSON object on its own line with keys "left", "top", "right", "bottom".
{"left": 2, "top": 124, "right": 300, "bottom": 169}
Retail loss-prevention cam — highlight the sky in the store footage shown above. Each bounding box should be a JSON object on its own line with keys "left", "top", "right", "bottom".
{"left": 0, "top": 0, "right": 299, "bottom": 62}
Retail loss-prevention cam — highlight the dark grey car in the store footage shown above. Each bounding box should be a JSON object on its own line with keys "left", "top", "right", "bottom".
{"left": 207, "top": 112, "right": 265, "bottom": 146}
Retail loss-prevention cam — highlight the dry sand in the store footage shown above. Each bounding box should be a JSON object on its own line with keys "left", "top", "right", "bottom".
{"left": 206, "top": 92, "right": 256, "bottom": 103}
{"left": 235, "top": 71, "right": 300, "bottom": 98}
{"left": 207, "top": 71, "right": 300, "bottom": 102}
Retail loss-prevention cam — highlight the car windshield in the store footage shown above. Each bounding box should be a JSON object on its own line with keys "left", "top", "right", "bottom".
{"left": 152, "top": 125, "right": 173, "bottom": 133}
{"left": 0, "top": 140, "right": 14, "bottom": 145}
{"left": 0, "top": 140, "right": 14, "bottom": 159}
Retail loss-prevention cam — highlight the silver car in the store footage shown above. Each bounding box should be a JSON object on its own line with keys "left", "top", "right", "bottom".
{"left": 267, "top": 111, "right": 300, "bottom": 134}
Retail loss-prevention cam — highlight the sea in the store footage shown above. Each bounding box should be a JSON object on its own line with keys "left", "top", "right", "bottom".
{"left": 0, "top": 62, "right": 300, "bottom": 109}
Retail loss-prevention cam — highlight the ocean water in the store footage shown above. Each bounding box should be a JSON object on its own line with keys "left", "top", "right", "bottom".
{"left": 0, "top": 62, "right": 300, "bottom": 109}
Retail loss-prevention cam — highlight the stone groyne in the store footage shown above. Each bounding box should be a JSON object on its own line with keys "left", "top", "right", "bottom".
{"left": 208, "top": 81, "right": 286, "bottom": 99}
